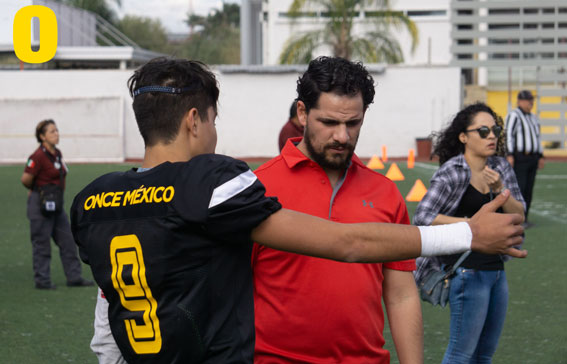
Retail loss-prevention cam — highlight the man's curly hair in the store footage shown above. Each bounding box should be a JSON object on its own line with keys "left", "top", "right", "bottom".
{"left": 297, "top": 56, "right": 376, "bottom": 112}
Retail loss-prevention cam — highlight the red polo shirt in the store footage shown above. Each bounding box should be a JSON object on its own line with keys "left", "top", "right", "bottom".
{"left": 24, "top": 146, "right": 66, "bottom": 189}
{"left": 252, "top": 138, "right": 416, "bottom": 364}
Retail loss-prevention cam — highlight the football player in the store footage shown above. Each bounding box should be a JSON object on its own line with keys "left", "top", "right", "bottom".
{"left": 71, "top": 57, "right": 525, "bottom": 364}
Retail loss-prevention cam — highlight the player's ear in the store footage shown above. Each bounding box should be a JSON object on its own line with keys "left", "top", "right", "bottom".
{"left": 296, "top": 101, "right": 307, "bottom": 127}
{"left": 185, "top": 108, "right": 200, "bottom": 137}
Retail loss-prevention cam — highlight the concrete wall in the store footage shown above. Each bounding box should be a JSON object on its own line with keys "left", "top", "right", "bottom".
{"left": 0, "top": 66, "right": 461, "bottom": 163}
{"left": 0, "top": 70, "right": 136, "bottom": 163}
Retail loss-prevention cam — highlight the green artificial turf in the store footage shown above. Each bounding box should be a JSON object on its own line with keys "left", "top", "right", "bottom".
{"left": 0, "top": 161, "right": 565, "bottom": 363}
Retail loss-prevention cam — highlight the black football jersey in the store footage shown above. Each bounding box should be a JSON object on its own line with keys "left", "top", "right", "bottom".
{"left": 70, "top": 154, "right": 281, "bottom": 364}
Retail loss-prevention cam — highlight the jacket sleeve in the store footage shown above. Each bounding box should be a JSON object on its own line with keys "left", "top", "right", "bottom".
{"left": 498, "top": 157, "right": 526, "bottom": 212}
{"left": 413, "top": 170, "right": 452, "bottom": 226}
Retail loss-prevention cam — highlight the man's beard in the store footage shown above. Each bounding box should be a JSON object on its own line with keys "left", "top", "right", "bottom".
{"left": 304, "top": 124, "right": 356, "bottom": 171}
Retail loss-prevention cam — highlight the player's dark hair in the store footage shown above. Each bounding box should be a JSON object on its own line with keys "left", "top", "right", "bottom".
{"left": 432, "top": 102, "right": 506, "bottom": 165}
{"left": 289, "top": 99, "right": 298, "bottom": 119}
{"left": 297, "top": 56, "right": 375, "bottom": 113}
{"left": 35, "top": 119, "right": 55, "bottom": 143}
{"left": 128, "top": 57, "right": 219, "bottom": 147}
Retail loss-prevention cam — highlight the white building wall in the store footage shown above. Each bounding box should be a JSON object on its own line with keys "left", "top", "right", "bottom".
{"left": 1, "top": 66, "right": 461, "bottom": 163}
{"left": 0, "top": 70, "right": 137, "bottom": 163}
{"left": 262, "top": 0, "right": 452, "bottom": 66}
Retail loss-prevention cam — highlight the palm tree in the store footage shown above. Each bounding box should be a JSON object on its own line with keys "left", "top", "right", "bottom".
{"left": 279, "top": 0, "right": 418, "bottom": 64}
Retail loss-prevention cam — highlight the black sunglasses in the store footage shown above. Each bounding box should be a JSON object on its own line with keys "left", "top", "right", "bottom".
{"left": 464, "top": 125, "right": 502, "bottom": 138}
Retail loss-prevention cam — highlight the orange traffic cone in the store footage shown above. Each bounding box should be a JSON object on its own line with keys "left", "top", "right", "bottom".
{"left": 406, "top": 179, "right": 428, "bottom": 202}
{"left": 381, "top": 145, "right": 388, "bottom": 162}
{"left": 367, "top": 155, "right": 384, "bottom": 170}
{"left": 407, "top": 149, "right": 415, "bottom": 169}
{"left": 385, "top": 162, "right": 404, "bottom": 181}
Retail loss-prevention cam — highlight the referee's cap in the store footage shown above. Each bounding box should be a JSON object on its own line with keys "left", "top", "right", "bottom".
{"left": 518, "top": 90, "right": 534, "bottom": 100}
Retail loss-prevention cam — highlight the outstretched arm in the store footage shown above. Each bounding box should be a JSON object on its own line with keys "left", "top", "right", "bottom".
{"left": 252, "top": 190, "right": 526, "bottom": 263}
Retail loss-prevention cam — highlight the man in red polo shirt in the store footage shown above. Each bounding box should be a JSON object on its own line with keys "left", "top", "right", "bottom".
{"left": 253, "top": 57, "right": 422, "bottom": 363}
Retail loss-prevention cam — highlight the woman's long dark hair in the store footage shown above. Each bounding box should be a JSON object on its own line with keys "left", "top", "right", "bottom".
{"left": 431, "top": 102, "right": 506, "bottom": 165}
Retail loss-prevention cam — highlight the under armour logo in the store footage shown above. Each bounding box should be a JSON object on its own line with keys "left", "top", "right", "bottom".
{"left": 362, "top": 200, "right": 374, "bottom": 208}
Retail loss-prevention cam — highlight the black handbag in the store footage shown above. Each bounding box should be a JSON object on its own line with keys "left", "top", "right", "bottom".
{"left": 39, "top": 183, "right": 64, "bottom": 215}
{"left": 37, "top": 148, "right": 65, "bottom": 216}
{"left": 414, "top": 251, "right": 471, "bottom": 307}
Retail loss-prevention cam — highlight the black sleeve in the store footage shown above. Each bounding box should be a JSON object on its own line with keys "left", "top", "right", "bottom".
{"left": 188, "top": 155, "right": 281, "bottom": 244}
{"left": 70, "top": 190, "right": 89, "bottom": 265}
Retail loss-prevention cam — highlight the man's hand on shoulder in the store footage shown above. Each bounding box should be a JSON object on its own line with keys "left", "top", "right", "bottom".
{"left": 468, "top": 190, "right": 527, "bottom": 258}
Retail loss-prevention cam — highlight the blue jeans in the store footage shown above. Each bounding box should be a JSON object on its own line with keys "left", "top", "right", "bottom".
{"left": 441, "top": 268, "right": 508, "bottom": 364}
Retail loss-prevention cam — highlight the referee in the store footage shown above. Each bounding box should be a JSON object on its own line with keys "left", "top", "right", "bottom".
{"left": 505, "top": 90, "right": 545, "bottom": 226}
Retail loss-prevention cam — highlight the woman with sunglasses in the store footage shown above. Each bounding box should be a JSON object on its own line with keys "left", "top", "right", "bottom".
{"left": 414, "top": 103, "right": 525, "bottom": 364}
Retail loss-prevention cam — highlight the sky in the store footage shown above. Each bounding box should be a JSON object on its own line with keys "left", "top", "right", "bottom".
{"left": 115, "top": 0, "right": 241, "bottom": 34}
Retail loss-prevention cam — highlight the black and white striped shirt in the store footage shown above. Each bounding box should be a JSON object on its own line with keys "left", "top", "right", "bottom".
{"left": 505, "top": 107, "right": 543, "bottom": 156}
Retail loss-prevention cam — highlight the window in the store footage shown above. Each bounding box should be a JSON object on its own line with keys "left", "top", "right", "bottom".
{"left": 489, "top": 39, "right": 519, "bottom": 45}
{"left": 489, "top": 23, "right": 520, "bottom": 30}
{"left": 524, "top": 8, "right": 539, "bottom": 14}
{"left": 489, "top": 8, "right": 519, "bottom": 15}
{"left": 407, "top": 10, "right": 447, "bottom": 17}
{"left": 278, "top": 11, "right": 317, "bottom": 18}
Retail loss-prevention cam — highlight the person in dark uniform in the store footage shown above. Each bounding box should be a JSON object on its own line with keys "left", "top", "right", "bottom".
{"left": 505, "top": 90, "right": 545, "bottom": 226}
{"left": 21, "top": 119, "right": 94, "bottom": 289}
{"left": 71, "top": 58, "right": 525, "bottom": 364}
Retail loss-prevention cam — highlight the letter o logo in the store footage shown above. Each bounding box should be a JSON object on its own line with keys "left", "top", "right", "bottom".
{"left": 162, "top": 187, "right": 175, "bottom": 203}
{"left": 84, "top": 196, "right": 95, "bottom": 211}
{"left": 13, "top": 5, "right": 58, "bottom": 64}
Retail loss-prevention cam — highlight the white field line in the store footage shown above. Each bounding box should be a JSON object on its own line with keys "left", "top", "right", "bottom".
{"left": 536, "top": 175, "right": 567, "bottom": 179}
{"left": 529, "top": 208, "right": 565, "bottom": 224}
{"left": 414, "top": 162, "right": 439, "bottom": 171}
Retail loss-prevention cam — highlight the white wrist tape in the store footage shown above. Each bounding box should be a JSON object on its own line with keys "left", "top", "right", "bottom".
{"left": 418, "top": 222, "right": 472, "bottom": 257}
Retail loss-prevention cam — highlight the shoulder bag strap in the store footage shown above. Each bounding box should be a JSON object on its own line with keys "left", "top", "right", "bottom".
{"left": 447, "top": 250, "right": 471, "bottom": 276}
{"left": 41, "top": 147, "right": 64, "bottom": 185}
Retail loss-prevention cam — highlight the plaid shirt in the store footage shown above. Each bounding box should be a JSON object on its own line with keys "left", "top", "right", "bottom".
{"left": 413, "top": 154, "right": 525, "bottom": 226}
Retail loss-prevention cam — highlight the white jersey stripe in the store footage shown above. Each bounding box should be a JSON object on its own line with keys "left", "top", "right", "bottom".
{"left": 506, "top": 108, "right": 542, "bottom": 155}
{"left": 208, "top": 170, "right": 258, "bottom": 209}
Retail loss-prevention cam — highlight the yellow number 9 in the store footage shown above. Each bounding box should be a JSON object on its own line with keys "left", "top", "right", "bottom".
{"left": 13, "top": 5, "right": 58, "bottom": 64}
{"left": 110, "top": 235, "right": 162, "bottom": 354}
